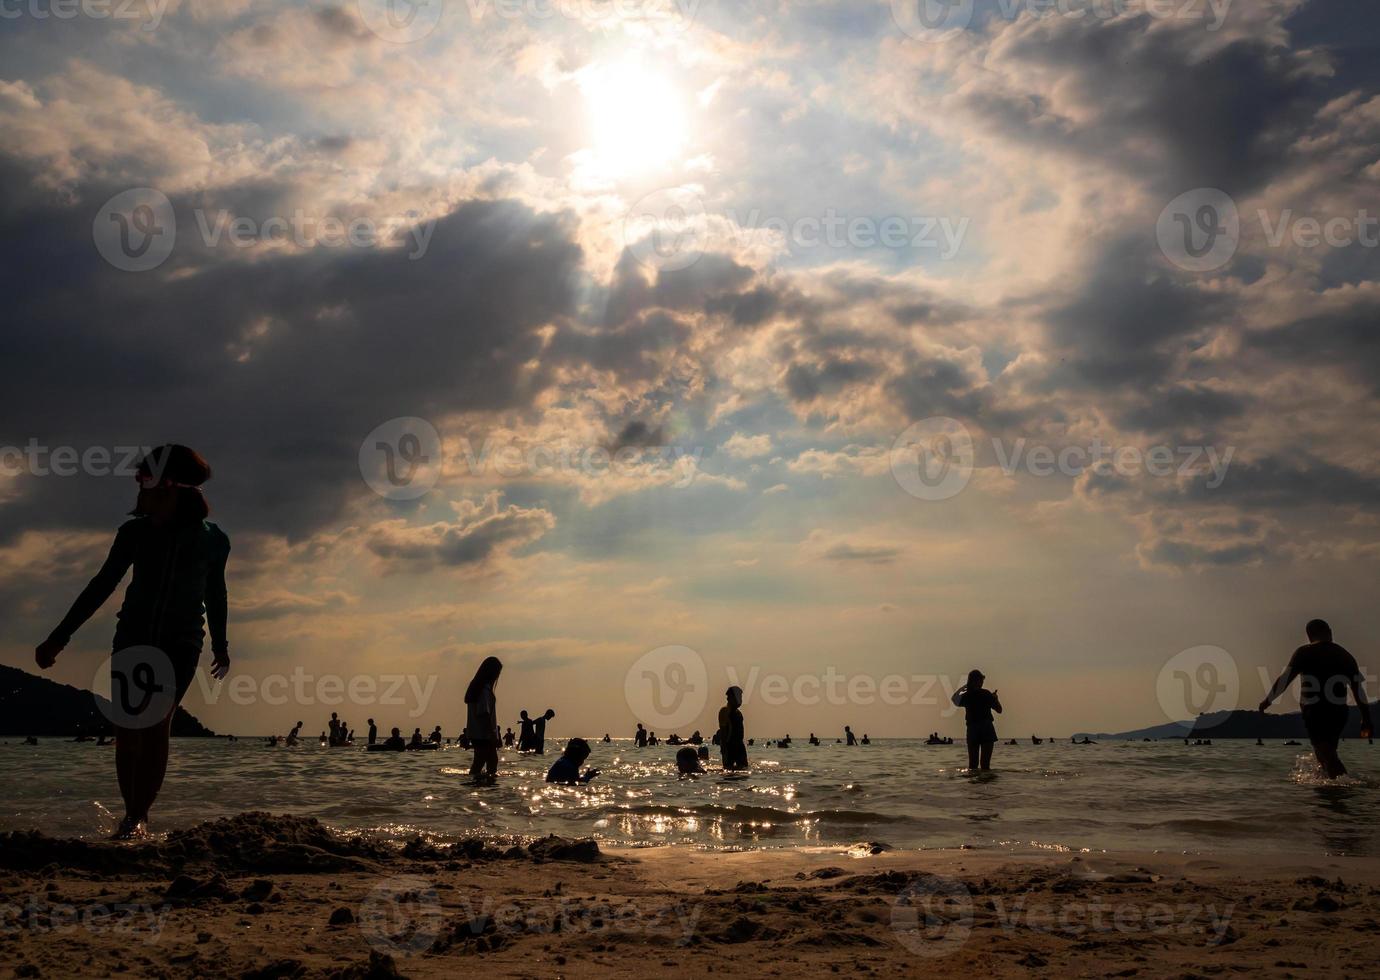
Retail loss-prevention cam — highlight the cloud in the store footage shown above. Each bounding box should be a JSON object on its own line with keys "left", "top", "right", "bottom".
{"left": 366, "top": 495, "right": 556, "bottom": 574}
{"left": 722, "top": 432, "right": 773, "bottom": 459}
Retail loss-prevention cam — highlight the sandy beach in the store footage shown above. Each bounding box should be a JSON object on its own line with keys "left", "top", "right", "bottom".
{"left": 1, "top": 813, "right": 1375, "bottom": 978}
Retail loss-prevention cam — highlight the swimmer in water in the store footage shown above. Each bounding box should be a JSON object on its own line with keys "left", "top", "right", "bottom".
{"left": 546, "top": 738, "right": 599, "bottom": 784}
{"left": 951, "top": 669, "right": 1002, "bottom": 771}
{"left": 676, "top": 746, "right": 705, "bottom": 777}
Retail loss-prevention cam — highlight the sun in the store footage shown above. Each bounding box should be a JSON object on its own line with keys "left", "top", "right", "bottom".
{"left": 578, "top": 59, "right": 690, "bottom": 178}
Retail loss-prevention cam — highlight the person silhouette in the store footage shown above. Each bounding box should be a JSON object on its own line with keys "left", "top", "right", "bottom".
{"left": 951, "top": 669, "right": 1002, "bottom": 771}
{"left": 533, "top": 708, "right": 555, "bottom": 754}
{"left": 517, "top": 710, "right": 536, "bottom": 752}
{"left": 718, "top": 686, "right": 748, "bottom": 771}
{"left": 845, "top": 726, "right": 857, "bottom": 746}
{"left": 676, "top": 746, "right": 705, "bottom": 777}
{"left": 503, "top": 727, "right": 515, "bottom": 747}
{"left": 546, "top": 738, "right": 600, "bottom": 784}
{"left": 1260, "top": 619, "right": 1373, "bottom": 778}
{"left": 33, "top": 445, "right": 230, "bottom": 840}
{"left": 635, "top": 723, "right": 648, "bottom": 747}
{"left": 464, "top": 656, "right": 503, "bottom": 782}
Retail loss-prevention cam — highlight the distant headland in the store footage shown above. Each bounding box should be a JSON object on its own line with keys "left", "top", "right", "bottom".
{"left": 0, "top": 664, "right": 215, "bottom": 738}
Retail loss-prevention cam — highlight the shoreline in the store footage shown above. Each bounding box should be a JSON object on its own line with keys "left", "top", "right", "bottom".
{"left": 2, "top": 813, "right": 1377, "bottom": 978}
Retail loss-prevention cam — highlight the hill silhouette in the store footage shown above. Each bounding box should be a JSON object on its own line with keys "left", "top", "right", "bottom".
{"left": 0, "top": 664, "right": 215, "bottom": 737}
{"left": 1082, "top": 703, "right": 1378, "bottom": 741}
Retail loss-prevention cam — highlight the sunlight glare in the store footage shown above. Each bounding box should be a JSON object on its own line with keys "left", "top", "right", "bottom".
{"left": 579, "top": 60, "right": 689, "bottom": 177}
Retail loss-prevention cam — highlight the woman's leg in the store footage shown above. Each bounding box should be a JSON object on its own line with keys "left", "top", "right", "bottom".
{"left": 114, "top": 711, "right": 173, "bottom": 830}
{"left": 979, "top": 741, "right": 994, "bottom": 770}
{"left": 966, "top": 738, "right": 979, "bottom": 771}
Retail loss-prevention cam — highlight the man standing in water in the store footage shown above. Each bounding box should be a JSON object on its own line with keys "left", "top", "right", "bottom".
{"left": 1260, "top": 620, "right": 1374, "bottom": 778}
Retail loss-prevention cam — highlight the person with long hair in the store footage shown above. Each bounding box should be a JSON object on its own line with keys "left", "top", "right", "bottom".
{"left": 464, "top": 656, "right": 503, "bottom": 783}
{"left": 951, "top": 669, "right": 1002, "bottom": 771}
{"left": 34, "top": 444, "right": 231, "bottom": 838}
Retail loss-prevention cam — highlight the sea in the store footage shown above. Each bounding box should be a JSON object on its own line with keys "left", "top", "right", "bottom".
{"left": 6, "top": 737, "right": 1379, "bottom": 856}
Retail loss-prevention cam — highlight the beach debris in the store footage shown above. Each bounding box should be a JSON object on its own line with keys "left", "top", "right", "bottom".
{"left": 848, "top": 842, "right": 893, "bottom": 857}
{"left": 165, "top": 872, "right": 234, "bottom": 904}
{"left": 328, "top": 906, "right": 356, "bottom": 926}
{"left": 326, "top": 951, "right": 409, "bottom": 980}
{"left": 242, "top": 878, "right": 276, "bottom": 902}
{"left": 528, "top": 835, "right": 601, "bottom": 863}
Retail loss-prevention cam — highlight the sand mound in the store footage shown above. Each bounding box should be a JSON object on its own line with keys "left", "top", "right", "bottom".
{"left": 0, "top": 814, "right": 604, "bottom": 879}
{"left": 0, "top": 812, "right": 392, "bottom": 876}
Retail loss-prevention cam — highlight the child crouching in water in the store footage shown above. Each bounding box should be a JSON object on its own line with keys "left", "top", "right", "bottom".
{"left": 546, "top": 738, "right": 600, "bottom": 784}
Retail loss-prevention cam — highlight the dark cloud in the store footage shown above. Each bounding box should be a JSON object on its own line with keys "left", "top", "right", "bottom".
{"left": 785, "top": 357, "right": 881, "bottom": 402}
{"left": 964, "top": 13, "right": 1330, "bottom": 197}
{"left": 1115, "top": 384, "right": 1249, "bottom": 434}
{"left": 0, "top": 159, "right": 583, "bottom": 543}
{"left": 1042, "top": 237, "right": 1231, "bottom": 390}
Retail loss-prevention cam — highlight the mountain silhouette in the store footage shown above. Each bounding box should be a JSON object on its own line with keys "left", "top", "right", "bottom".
{"left": 0, "top": 664, "right": 215, "bottom": 737}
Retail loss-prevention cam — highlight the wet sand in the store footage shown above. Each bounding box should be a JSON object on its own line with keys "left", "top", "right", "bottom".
{"left": 1, "top": 813, "right": 1376, "bottom": 978}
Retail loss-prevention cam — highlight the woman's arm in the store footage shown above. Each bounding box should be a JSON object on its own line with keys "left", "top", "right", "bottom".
{"left": 37, "top": 524, "right": 137, "bottom": 665}
{"left": 206, "top": 529, "right": 231, "bottom": 678}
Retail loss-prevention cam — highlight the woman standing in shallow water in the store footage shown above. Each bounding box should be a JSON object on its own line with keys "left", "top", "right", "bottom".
{"left": 464, "top": 656, "right": 503, "bottom": 784}
{"left": 952, "top": 669, "right": 1002, "bottom": 772}
{"left": 35, "top": 445, "right": 231, "bottom": 839}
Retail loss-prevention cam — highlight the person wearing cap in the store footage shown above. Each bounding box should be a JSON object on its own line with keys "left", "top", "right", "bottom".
{"left": 34, "top": 444, "right": 231, "bottom": 839}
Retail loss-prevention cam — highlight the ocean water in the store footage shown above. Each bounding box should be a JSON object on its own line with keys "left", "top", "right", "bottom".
{"left": 5, "top": 737, "right": 1379, "bottom": 856}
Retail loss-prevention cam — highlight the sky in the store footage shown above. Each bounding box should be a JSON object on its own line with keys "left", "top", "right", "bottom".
{"left": 2, "top": 0, "right": 1379, "bottom": 739}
